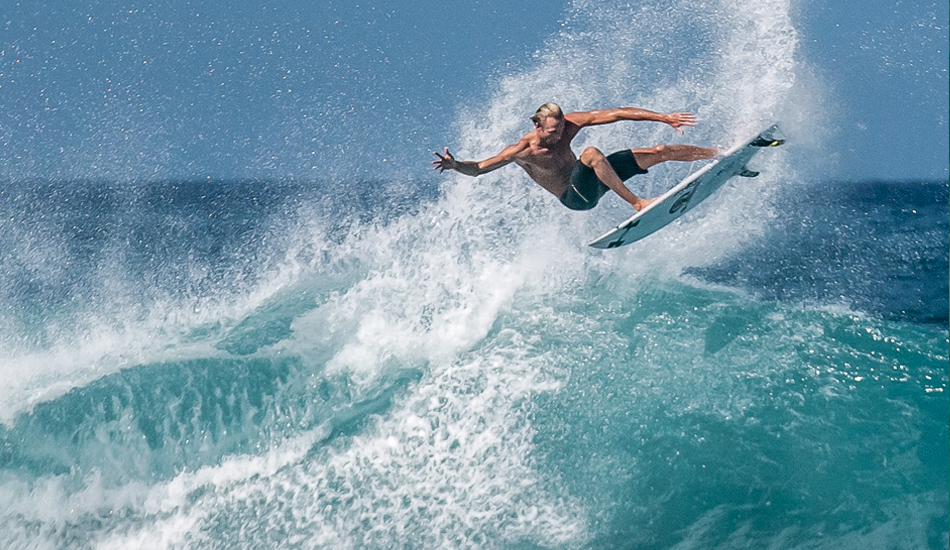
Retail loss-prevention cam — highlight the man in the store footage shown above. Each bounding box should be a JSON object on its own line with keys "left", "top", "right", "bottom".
{"left": 432, "top": 103, "right": 717, "bottom": 211}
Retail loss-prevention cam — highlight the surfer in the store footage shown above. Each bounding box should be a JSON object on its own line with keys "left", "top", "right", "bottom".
{"left": 432, "top": 103, "right": 717, "bottom": 211}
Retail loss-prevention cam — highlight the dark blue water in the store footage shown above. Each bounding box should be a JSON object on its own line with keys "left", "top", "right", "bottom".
{"left": 686, "top": 180, "right": 949, "bottom": 327}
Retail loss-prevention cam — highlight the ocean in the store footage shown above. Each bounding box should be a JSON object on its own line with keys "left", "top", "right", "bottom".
{"left": 1, "top": 1, "right": 947, "bottom": 549}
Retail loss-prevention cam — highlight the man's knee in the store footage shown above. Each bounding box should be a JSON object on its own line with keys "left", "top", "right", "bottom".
{"left": 631, "top": 144, "right": 666, "bottom": 157}
{"left": 631, "top": 145, "right": 669, "bottom": 170}
{"left": 580, "top": 146, "right": 607, "bottom": 166}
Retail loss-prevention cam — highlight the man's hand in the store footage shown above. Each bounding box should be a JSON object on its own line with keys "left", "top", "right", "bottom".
{"left": 432, "top": 147, "right": 459, "bottom": 173}
{"left": 665, "top": 112, "right": 697, "bottom": 134}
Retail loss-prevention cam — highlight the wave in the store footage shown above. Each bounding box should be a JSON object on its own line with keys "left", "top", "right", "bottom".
{"left": 0, "top": 0, "right": 946, "bottom": 548}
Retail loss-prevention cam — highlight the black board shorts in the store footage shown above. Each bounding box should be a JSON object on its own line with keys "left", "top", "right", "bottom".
{"left": 559, "top": 150, "right": 649, "bottom": 211}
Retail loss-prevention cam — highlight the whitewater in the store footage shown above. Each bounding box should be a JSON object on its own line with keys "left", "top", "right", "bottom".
{"left": 1, "top": 0, "right": 947, "bottom": 549}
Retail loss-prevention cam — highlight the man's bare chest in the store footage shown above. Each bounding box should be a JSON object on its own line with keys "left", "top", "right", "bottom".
{"left": 520, "top": 144, "right": 576, "bottom": 172}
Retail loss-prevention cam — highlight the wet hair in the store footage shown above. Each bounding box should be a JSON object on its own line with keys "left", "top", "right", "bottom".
{"left": 531, "top": 103, "right": 564, "bottom": 125}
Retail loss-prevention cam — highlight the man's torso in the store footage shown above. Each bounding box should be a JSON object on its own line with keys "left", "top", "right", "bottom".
{"left": 512, "top": 122, "right": 581, "bottom": 197}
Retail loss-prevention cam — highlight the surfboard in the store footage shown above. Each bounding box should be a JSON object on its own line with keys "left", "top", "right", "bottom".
{"left": 587, "top": 125, "right": 783, "bottom": 249}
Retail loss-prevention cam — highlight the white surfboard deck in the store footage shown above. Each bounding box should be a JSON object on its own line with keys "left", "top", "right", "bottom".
{"left": 588, "top": 125, "right": 782, "bottom": 249}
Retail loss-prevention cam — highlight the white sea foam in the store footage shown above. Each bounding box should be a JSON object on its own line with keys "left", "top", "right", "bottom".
{"left": 194, "top": 1, "right": 802, "bottom": 547}
{"left": 80, "top": 328, "right": 585, "bottom": 549}
{"left": 0, "top": 206, "right": 337, "bottom": 423}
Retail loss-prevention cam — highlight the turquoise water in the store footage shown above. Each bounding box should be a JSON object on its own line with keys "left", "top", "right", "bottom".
{"left": 0, "top": 1, "right": 947, "bottom": 548}
{"left": 0, "top": 177, "right": 945, "bottom": 549}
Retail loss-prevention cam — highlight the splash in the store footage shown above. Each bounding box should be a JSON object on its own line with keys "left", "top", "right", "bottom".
{"left": 0, "top": 1, "right": 851, "bottom": 549}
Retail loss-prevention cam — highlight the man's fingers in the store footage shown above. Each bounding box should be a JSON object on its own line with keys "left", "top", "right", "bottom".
{"left": 432, "top": 148, "right": 452, "bottom": 173}
{"left": 674, "top": 112, "right": 697, "bottom": 126}
{"left": 669, "top": 113, "right": 695, "bottom": 133}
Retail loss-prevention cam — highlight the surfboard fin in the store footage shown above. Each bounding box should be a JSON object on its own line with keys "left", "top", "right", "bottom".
{"left": 750, "top": 137, "right": 785, "bottom": 147}
{"left": 738, "top": 168, "right": 759, "bottom": 177}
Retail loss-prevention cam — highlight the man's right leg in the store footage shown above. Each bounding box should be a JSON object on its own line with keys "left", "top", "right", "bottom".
{"left": 631, "top": 144, "right": 717, "bottom": 170}
{"left": 579, "top": 147, "right": 652, "bottom": 211}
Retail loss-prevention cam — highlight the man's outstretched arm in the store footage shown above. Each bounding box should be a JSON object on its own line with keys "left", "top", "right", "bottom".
{"left": 432, "top": 140, "right": 528, "bottom": 176}
{"left": 566, "top": 108, "right": 697, "bottom": 134}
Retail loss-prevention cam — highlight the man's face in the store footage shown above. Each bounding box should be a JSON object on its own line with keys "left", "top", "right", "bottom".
{"left": 535, "top": 116, "right": 564, "bottom": 144}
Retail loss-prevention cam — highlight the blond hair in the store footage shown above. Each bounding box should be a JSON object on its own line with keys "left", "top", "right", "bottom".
{"left": 531, "top": 103, "right": 564, "bottom": 125}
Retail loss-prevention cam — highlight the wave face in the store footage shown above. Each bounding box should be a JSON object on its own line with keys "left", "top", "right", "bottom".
{"left": 0, "top": 0, "right": 947, "bottom": 548}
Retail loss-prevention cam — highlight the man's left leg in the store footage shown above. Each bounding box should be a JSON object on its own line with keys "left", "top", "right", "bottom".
{"left": 631, "top": 144, "right": 717, "bottom": 170}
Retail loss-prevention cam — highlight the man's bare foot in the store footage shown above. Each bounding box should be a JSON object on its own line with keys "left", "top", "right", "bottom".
{"left": 634, "top": 196, "right": 656, "bottom": 211}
